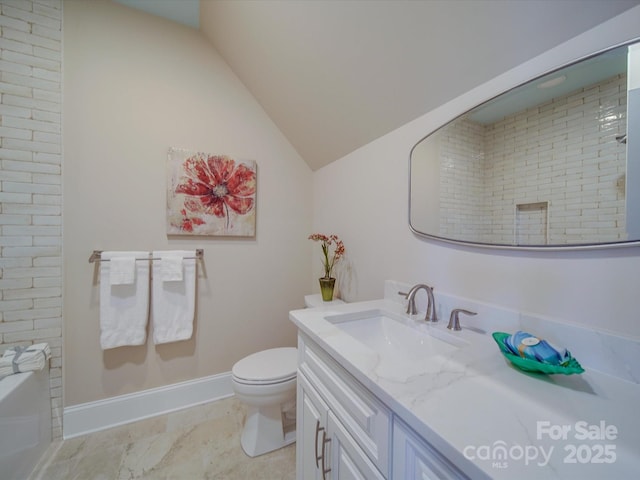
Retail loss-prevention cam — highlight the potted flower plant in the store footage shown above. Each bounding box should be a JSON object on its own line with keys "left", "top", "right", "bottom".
{"left": 308, "top": 233, "right": 346, "bottom": 301}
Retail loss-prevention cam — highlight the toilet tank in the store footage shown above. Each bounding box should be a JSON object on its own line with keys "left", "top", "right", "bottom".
{"left": 304, "top": 294, "right": 345, "bottom": 308}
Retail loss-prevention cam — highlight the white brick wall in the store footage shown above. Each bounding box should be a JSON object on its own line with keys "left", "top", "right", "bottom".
{"left": 0, "top": 0, "right": 62, "bottom": 439}
{"left": 438, "top": 74, "right": 627, "bottom": 245}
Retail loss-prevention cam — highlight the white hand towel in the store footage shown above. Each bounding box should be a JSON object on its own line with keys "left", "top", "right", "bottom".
{"left": 109, "top": 256, "right": 136, "bottom": 285}
{"left": 100, "top": 251, "right": 150, "bottom": 350}
{"left": 152, "top": 250, "right": 196, "bottom": 344}
{"left": 160, "top": 254, "right": 183, "bottom": 282}
{"left": 0, "top": 343, "right": 51, "bottom": 379}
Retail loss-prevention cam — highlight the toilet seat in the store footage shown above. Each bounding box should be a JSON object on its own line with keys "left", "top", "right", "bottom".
{"left": 232, "top": 347, "right": 297, "bottom": 385}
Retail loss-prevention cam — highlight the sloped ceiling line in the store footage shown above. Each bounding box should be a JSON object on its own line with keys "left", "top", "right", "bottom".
{"left": 113, "top": 0, "right": 640, "bottom": 170}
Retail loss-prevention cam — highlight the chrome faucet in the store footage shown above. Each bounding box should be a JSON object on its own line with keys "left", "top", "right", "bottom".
{"left": 399, "top": 284, "right": 438, "bottom": 322}
{"left": 447, "top": 308, "right": 477, "bottom": 331}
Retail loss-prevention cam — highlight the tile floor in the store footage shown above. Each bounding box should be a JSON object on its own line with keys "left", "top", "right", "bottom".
{"left": 29, "top": 396, "right": 296, "bottom": 480}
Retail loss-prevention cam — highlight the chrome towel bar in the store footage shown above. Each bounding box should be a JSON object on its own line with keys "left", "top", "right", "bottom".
{"left": 88, "top": 249, "right": 204, "bottom": 263}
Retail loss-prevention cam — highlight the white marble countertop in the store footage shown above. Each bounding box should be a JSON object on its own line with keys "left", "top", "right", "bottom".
{"left": 290, "top": 298, "right": 640, "bottom": 479}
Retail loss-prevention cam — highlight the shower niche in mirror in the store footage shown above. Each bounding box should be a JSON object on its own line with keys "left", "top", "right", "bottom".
{"left": 410, "top": 40, "right": 640, "bottom": 249}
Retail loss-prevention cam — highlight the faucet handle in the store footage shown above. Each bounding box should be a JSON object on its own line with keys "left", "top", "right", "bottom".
{"left": 447, "top": 308, "right": 477, "bottom": 331}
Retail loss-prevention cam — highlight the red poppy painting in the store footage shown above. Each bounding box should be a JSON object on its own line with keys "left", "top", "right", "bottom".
{"left": 167, "top": 148, "right": 257, "bottom": 236}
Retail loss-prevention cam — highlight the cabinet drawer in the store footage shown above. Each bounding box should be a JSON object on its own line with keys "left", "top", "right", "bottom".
{"left": 299, "top": 334, "right": 391, "bottom": 476}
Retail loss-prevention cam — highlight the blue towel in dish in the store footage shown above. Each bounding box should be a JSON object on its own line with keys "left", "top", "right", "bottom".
{"left": 504, "top": 331, "right": 569, "bottom": 366}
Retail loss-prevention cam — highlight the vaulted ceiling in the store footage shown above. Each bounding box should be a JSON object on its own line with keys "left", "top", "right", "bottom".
{"left": 113, "top": 0, "right": 640, "bottom": 170}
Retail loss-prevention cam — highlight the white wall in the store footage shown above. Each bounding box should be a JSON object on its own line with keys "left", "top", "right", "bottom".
{"left": 314, "top": 7, "right": 640, "bottom": 338}
{"left": 64, "top": 0, "right": 312, "bottom": 406}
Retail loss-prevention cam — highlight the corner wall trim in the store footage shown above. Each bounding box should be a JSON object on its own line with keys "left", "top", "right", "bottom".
{"left": 63, "top": 372, "right": 233, "bottom": 439}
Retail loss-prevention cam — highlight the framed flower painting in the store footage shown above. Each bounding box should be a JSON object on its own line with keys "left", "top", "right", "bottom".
{"left": 167, "top": 148, "right": 257, "bottom": 236}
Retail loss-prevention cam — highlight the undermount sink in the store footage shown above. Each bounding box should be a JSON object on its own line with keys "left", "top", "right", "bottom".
{"left": 325, "top": 309, "right": 467, "bottom": 362}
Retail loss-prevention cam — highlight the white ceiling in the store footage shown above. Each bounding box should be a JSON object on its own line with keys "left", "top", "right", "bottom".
{"left": 113, "top": 0, "right": 199, "bottom": 28}
{"left": 113, "top": 0, "right": 640, "bottom": 170}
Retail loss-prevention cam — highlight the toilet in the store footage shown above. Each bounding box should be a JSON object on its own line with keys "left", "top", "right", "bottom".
{"left": 232, "top": 295, "right": 345, "bottom": 457}
{"left": 231, "top": 347, "right": 298, "bottom": 457}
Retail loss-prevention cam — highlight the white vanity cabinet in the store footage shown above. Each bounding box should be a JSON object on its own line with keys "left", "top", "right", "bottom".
{"left": 297, "top": 333, "right": 471, "bottom": 480}
{"left": 297, "top": 333, "right": 390, "bottom": 479}
{"left": 297, "top": 373, "right": 385, "bottom": 480}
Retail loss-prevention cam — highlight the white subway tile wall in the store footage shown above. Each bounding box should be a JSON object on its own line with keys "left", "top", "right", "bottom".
{"left": 0, "top": 0, "right": 62, "bottom": 439}
{"left": 439, "top": 74, "right": 627, "bottom": 245}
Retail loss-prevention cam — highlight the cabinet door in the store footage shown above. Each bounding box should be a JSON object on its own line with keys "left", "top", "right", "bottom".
{"left": 299, "top": 334, "right": 390, "bottom": 475}
{"left": 327, "top": 411, "right": 386, "bottom": 480}
{"left": 297, "top": 372, "right": 329, "bottom": 480}
{"left": 393, "top": 420, "right": 468, "bottom": 480}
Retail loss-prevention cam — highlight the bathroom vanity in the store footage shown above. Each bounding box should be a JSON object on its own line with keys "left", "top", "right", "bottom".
{"left": 290, "top": 282, "right": 640, "bottom": 479}
{"left": 296, "top": 331, "right": 469, "bottom": 479}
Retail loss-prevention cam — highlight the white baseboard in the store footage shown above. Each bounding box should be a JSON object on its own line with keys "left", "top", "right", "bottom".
{"left": 63, "top": 372, "right": 233, "bottom": 439}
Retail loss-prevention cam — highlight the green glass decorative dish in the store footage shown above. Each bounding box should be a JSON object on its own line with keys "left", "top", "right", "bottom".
{"left": 492, "top": 332, "right": 584, "bottom": 375}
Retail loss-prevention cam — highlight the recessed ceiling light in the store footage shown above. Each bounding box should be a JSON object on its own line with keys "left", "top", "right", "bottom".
{"left": 537, "top": 75, "right": 567, "bottom": 89}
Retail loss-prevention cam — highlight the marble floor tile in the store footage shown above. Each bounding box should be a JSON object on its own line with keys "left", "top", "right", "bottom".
{"left": 30, "top": 397, "right": 295, "bottom": 480}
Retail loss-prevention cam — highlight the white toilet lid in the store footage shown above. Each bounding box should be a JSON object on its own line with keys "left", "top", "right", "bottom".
{"left": 232, "top": 347, "right": 297, "bottom": 383}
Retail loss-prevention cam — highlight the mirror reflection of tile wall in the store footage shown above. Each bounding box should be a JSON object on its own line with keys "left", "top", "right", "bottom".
{"left": 627, "top": 43, "right": 640, "bottom": 239}
{"left": 515, "top": 202, "right": 549, "bottom": 245}
{"left": 439, "top": 74, "right": 627, "bottom": 245}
